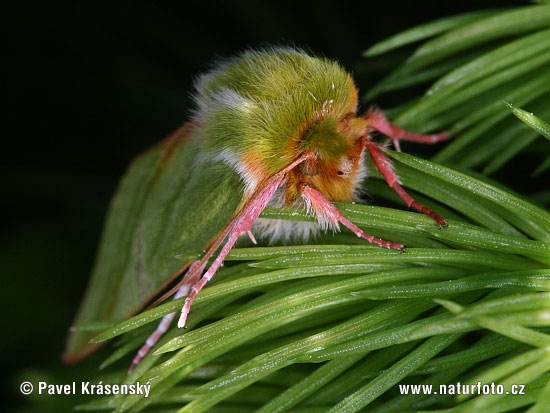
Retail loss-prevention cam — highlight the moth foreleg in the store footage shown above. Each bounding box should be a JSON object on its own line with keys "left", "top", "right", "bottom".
{"left": 129, "top": 152, "right": 313, "bottom": 372}
{"left": 299, "top": 182, "right": 404, "bottom": 251}
{"left": 365, "top": 140, "right": 447, "bottom": 227}
{"left": 177, "top": 174, "right": 289, "bottom": 328}
{"left": 176, "top": 152, "right": 314, "bottom": 328}
{"left": 365, "top": 108, "right": 449, "bottom": 152}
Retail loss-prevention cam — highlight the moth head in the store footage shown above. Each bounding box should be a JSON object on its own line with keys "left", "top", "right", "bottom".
{"left": 300, "top": 117, "right": 349, "bottom": 163}
{"left": 287, "top": 114, "right": 369, "bottom": 204}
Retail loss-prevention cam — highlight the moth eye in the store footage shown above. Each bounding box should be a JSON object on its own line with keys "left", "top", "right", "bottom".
{"left": 338, "top": 158, "right": 353, "bottom": 177}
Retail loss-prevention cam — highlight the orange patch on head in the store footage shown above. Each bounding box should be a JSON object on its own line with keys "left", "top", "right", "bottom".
{"left": 281, "top": 111, "right": 371, "bottom": 206}
{"left": 284, "top": 155, "right": 358, "bottom": 205}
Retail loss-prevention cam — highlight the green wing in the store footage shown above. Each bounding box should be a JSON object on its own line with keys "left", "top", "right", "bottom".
{"left": 63, "top": 126, "right": 242, "bottom": 362}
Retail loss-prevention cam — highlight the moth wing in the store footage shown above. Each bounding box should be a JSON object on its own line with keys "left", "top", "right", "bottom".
{"left": 63, "top": 125, "right": 242, "bottom": 362}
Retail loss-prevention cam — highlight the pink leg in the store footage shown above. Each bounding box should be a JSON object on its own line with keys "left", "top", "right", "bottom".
{"left": 128, "top": 261, "right": 204, "bottom": 373}
{"left": 365, "top": 109, "right": 449, "bottom": 152}
{"left": 128, "top": 310, "right": 176, "bottom": 373}
{"left": 366, "top": 140, "right": 447, "bottom": 227}
{"left": 127, "top": 151, "right": 311, "bottom": 372}
{"left": 300, "top": 183, "right": 404, "bottom": 251}
{"left": 128, "top": 163, "right": 293, "bottom": 370}
{"left": 177, "top": 152, "right": 314, "bottom": 328}
{"left": 178, "top": 174, "right": 286, "bottom": 327}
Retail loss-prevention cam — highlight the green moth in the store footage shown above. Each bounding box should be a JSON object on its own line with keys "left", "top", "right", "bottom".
{"left": 63, "top": 47, "right": 448, "bottom": 370}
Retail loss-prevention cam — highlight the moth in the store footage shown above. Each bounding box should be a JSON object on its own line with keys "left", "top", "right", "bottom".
{"left": 63, "top": 47, "right": 448, "bottom": 371}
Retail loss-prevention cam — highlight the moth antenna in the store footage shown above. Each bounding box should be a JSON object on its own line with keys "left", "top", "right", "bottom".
{"left": 365, "top": 140, "right": 447, "bottom": 227}
{"left": 299, "top": 183, "right": 404, "bottom": 251}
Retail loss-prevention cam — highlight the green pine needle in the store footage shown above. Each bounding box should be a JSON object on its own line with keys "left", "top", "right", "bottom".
{"left": 76, "top": 151, "right": 550, "bottom": 413}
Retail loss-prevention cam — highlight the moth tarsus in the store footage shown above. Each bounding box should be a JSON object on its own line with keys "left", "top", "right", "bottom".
{"left": 63, "top": 47, "right": 450, "bottom": 371}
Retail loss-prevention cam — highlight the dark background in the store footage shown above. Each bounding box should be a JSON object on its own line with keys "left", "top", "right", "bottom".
{"left": 3, "top": 1, "right": 532, "bottom": 411}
